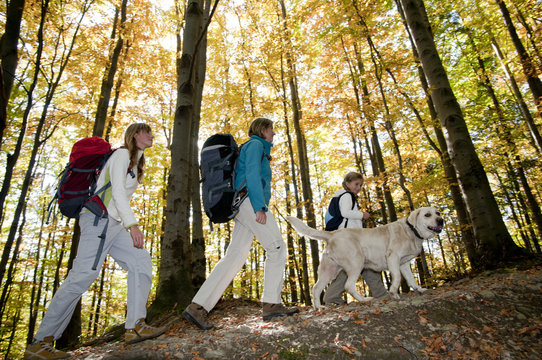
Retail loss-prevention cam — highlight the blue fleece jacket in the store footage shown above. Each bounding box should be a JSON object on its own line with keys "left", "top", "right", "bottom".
{"left": 234, "top": 135, "right": 272, "bottom": 213}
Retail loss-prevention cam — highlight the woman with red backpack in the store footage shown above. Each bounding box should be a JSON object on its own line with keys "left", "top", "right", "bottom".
{"left": 25, "top": 123, "right": 165, "bottom": 359}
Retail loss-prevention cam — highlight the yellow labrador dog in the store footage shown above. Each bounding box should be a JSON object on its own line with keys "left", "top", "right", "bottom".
{"left": 286, "top": 207, "right": 444, "bottom": 309}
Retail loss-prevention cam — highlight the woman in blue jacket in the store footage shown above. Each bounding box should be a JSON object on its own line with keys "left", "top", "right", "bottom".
{"left": 184, "top": 117, "right": 299, "bottom": 330}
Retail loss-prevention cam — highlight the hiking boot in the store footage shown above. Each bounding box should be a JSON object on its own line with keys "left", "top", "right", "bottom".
{"left": 125, "top": 318, "right": 167, "bottom": 344}
{"left": 262, "top": 302, "right": 300, "bottom": 321}
{"left": 183, "top": 303, "right": 214, "bottom": 330}
{"left": 23, "top": 336, "right": 69, "bottom": 359}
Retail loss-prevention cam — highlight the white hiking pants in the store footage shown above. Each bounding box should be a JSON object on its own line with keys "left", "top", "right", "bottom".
{"left": 34, "top": 212, "right": 153, "bottom": 341}
{"left": 193, "top": 199, "right": 287, "bottom": 311}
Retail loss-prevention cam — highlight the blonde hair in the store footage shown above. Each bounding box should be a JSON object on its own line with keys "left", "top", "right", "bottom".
{"left": 342, "top": 171, "right": 363, "bottom": 191}
{"left": 124, "top": 123, "right": 151, "bottom": 183}
{"left": 248, "top": 117, "right": 273, "bottom": 138}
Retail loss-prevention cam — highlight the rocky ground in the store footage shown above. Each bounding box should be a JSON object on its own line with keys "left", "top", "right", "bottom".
{"left": 68, "top": 263, "right": 542, "bottom": 359}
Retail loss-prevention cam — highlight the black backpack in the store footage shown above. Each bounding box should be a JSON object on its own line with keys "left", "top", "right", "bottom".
{"left": 324, "top": 191, "right": 356, "bottom": 231}
{"left": 200, "top": 134, "right": 248, "bottom": 225}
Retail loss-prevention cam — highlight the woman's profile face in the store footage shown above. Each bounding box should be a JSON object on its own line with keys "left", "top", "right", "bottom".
{"left": 262, "top": 126, "right": 275, "bottom": 143}
{"left": 134, "top": 130, "right": 154, "bottom": 150}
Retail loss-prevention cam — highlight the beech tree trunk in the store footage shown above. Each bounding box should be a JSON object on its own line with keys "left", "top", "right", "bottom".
{"left": 399, "top": 0, "right": 524, "bottom": 268}
{"left": 190, "top": 0, "right": 211, "bottom": 290}
{"left": 395, "top": 0, "right": 479, "bottom": 268}
{"left": 152, "top": 0, "right": 214, "bottom": 315}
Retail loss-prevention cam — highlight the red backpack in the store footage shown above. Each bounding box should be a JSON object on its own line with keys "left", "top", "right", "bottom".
{"left": 49, "top": 136, "right": 115, "bottom": 219}
{"left": 48, "top": 136, "right": 132, "bottom": 270}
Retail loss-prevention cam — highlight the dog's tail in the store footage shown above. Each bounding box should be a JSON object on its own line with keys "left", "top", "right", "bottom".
{"left": 286, "top": 216, "right": 332, "bottom": 242}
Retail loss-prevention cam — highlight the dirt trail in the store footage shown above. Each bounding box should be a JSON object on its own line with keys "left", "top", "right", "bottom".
{"left": 69, "top": 265, "right": 542, "bottom": 359}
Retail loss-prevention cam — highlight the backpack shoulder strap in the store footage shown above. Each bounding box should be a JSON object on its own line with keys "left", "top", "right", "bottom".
{"left": 337, "top": 191, "right": 356, "bottom": 210}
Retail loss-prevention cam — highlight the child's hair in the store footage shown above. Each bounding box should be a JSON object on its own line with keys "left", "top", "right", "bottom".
{"left": 124, "top": 123, "right": 151, "bottom": 184}
{"left": 248, "top": 117, "right": 273, "bottom": 138}
{"left": 342, "top": 171, "right": 363, "bottom": 191}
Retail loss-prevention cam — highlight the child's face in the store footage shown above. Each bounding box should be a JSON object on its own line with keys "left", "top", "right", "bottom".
{"left": 346, "top": 179, "right": 363, "bottom": 194}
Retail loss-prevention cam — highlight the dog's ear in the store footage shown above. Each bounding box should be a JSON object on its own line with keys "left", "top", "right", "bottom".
{"left": 408, "top": 208, "right": 421, "bottom": 227}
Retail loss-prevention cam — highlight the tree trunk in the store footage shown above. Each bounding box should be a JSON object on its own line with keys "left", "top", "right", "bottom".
{"left": 279, "top": 0, "right": 319, "bottom": 282}
{"left": 190, "top": 0, "right": 211, "bottom": 291}
{"left": 279, "top": 53, "right": 309, "bottom": 305}
{"left": 496, "top": 0, "right": 542, "bottom": 119}
{"left": 93, "top": 0, "right": 128, "bottom": 137}
{"left": 152, "top": 0, "right": 213, "bottom": 315}
{"left": 2, "top": 0, "right": 81, "bottom": 287}
{"left": 283, "top": 165, "right": 298, "bottom": 303}
{"left": 0, "top": 202, "right": 26, "bottom": 323}
{"left": 0, "top": 0, "right": 25, "bottom": 145}
{"left": 395, "top": 0, "right": 479, "bottom": 268}
{"left": 491, "top": 36, "right": 542, "bottom": 154}
{"left": 399, "top": 0, "right": 524, "bottom": 268}
{"left": 0, "top": 0, "right": 47, "bottom": 229}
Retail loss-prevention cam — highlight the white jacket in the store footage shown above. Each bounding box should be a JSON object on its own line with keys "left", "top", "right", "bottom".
{"left": 333, "top": 189, "right": 365, "bottom": 229}
{"left": 93, "top": 148, "right": 142, "bottom": 228}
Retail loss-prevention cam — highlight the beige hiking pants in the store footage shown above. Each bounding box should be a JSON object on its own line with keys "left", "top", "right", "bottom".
{"left": 193, "top": 199, "right": 287, "bottom": 311}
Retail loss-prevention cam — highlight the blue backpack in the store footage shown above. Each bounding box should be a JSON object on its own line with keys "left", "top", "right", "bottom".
{"left": 324, "top": 191, "right": 356, "bottom": 231}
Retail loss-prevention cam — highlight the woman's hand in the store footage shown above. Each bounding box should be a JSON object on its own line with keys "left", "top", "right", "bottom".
{"left": 362, "top": 212, "right": 371, "bottom": 220}
{"left": 129, "top": 225, "right": 144, "bottom": 249}
{"left": 255, "top": 210, "right": 267, "bottom": 224}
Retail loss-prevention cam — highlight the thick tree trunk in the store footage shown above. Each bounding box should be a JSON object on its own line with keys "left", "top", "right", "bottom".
{"left": 395, "top": 0, "right": 479, "bottom": 268}
{"left": 153, "top": 0, "right": 212, "bottom": 315}
{"left": 399, "top": 0, "right": 524, "bottom": 268}
{"left": 190, "top": 0, "right": 210, "bottom": 290}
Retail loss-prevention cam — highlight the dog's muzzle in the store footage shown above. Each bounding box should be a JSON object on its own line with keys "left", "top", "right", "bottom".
{"left": 428, "top": 218, "right": 444, "bottom": 234}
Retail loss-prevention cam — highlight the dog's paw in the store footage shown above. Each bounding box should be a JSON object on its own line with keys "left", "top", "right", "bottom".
{"left": 389, "top": 292, "right": 400, "bottom": 300}
{"left": 416, "top": 287, "right": 428, "bottom": 293}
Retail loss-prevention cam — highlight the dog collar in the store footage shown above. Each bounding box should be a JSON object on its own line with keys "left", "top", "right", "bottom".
{"left": 406, "top": 220, "right": 424, "bottom": 239}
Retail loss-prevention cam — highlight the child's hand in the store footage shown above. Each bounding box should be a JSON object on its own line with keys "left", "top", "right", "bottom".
{"left": 363, "top": 212, "right": 370, "bottom": 220}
